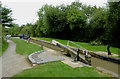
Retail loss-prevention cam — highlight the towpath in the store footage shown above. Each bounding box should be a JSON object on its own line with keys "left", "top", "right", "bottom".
{"left": 2, "top": 40, "right": 32, "bottom": 77}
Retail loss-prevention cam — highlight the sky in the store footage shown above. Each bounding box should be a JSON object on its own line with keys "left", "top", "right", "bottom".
{"left": 1, "top": 0, "right": 108, "bottom": 26}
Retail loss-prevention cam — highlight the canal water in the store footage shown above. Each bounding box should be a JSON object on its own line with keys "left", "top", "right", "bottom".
{"left": 91, "top": 57, "right": 119, "bottom": 75}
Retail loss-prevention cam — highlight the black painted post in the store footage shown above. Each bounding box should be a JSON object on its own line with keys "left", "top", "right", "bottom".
{"left": 107, "top": 45, "right": 111, "bottom": 55}
{"left": 66, "top": 49, "right": 71, "bottom": 57}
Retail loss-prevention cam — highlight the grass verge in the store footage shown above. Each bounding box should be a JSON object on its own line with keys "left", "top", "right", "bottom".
{"left": 10, "top": 38, "right": 43, "bottom": 55}
{"left": 0, "top": 39, "right": 8, "bottom": 56}
{"left": 35, "top": 37, "right": 119, "bottom": 54}
{"left": 13, "top": 61, "right": 107, "bottom": 77}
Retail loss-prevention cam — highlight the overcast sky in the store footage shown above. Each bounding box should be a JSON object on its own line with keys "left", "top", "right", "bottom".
{"left": 1, "top": 0, "right": 107, "bottom": 26}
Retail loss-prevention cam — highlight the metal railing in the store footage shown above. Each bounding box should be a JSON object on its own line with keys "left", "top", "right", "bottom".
{"left": 67, "top": 40, "right": 86, "bottom": 49}
{"left": 67, "top": 40, "right": 89, "bottom": 55}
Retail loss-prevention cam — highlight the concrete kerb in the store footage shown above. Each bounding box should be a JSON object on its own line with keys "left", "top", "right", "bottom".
{"left": 28, "top": 50, "right": 65, "bottom": 64}
{"left": 28, "top": 50, "right": 44, "bottom": 64}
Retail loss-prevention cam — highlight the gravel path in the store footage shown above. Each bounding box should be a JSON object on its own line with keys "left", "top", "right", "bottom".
{"left": 2, "top": 40, "right": 32, "bottom": 77}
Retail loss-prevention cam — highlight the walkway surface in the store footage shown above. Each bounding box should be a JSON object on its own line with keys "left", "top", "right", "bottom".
{"left": 2, "top": 40, "right": 32, "bottom": 77}
{"left": 43, "top": 47, "right": 88, "bottom": 68}
{"left": 31, "top": 42, "right": 88, "bottom": 68}
{"left": 29, "top": 50, "right": 64, "bottom": 64}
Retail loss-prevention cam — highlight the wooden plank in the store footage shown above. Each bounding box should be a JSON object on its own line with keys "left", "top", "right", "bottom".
{"left": 53, "top": 40, "right": 88, "bottom": 64}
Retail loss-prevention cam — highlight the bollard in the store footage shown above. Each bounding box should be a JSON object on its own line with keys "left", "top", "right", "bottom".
{"left": 41, "top": 45, "right": 43, "bottom": 49}
{"left": 85, "top": 54, "right": 91, "bottom": 65}
{"left": 107, "top": 45, "right": 111, "bottom": 55}
{"left": 27, "top": 38, "right": 31, "bottom": 43}
{"left": 66, "top": 49, "right": 71, "bottom": 57}
{"left": 74, "top": 48, "right": 80, "bottom": 62}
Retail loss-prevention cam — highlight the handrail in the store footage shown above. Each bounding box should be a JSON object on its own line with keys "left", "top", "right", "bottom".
{"left": 67, "top": 40, "right": 87, "bottom": 50}
{"left": 52, "top": 40, "right": 88, "bottom": 64}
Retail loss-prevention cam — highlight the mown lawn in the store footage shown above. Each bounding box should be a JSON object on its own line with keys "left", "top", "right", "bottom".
{"left": 0, "top": 39, "right": 8, "bottom": 56}
{"left": 10, "top": 38, "right": 43, "bottom": 55}
{"left": 13, "top": 61, "right": 107, "bottom": 77}
{"left": 35, "top": 37, "right": 119, "bottom": 54}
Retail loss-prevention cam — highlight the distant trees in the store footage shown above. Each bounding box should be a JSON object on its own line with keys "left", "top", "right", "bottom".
{"left": 102, "top": 2, "right": 120, "bottom": 47}
{"left": 1, "top": 5, "right": 14, "bottom": 27}
{"left": 87, "top": 8, "right": 107, "bottom": 41}
{"left": 4, "top": 1, "right": 119, "bottom": 47}
{"left": 35, "top": 2, "right": 89, "bottom": 40}
{"left": 0, "top": 2, "right": 14, "bottom": 36}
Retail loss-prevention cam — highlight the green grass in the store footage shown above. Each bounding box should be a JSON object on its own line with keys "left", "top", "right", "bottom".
{"left": 0, "top": 39, "right": 8, "bottom": 56}
{"left": 13, "top": 61, "right": 107, "bottom": 77}
{"left": 10, "top": 38, "right": 43, "bottom": 55}
{"left": 35, "top": 37, "right": 54, "bottom": 42}
{"left": 35, "top": 37, "right": 119, "bottom": 54}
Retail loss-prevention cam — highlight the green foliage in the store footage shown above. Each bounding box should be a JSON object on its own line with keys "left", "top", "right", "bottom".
{"left": 3, "top": 1, "right": 119, "bottom": 48}
{"left": 13, "top": 61, "right": 107, "bottom": 77}
{"left": 103, "top": 2, "right": 120, "bottom": 47}
{"left": 1, "top": 5, "right": 14, "bottom": 27}
{"left": 1, "top": 2, "right": 14, "bottom": 36}
{"left": 19, "top": 23, "right": 33, "bottom": 36}
{"left": 36, "top": 2, "right": 89, "bottom": 40}
{"left": 0, "top": 24, "right": 2, "bottom": 55}
{"left": 10, "top": 24, "right": 21, "bottom": 35}
{"left": 0, "top": 38, "right": 8, "bottom": 56}
{"left": 90, "top": 40, "right": 103, "bottom": 46}
{"left": 10, "top": 38, "right": 43, "bottom": 55}
{"left": 66, "top": 7, "right": 86, "bottom": 30}
{"left": 38, "top": 5, "right": 68, "bottom": 37}
{"left": 35, "top": 37, "right": 54, "bottom": 42}
{"left": 87, "top": 8, "right": 107, "bottom": 41}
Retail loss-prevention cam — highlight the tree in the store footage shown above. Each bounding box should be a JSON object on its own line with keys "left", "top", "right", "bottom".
{"left": 0, "top": 2, "right": 14, "bottom": 36}
{"left": 37, "top": 4, "right": 70, "bottom": 38}
{"left": 104, "top": 2, "right": 120, "bottom": 47}
{"left": 1, "top": 6, "right": 14, "bottom": 27}
{"left": 66, "top": 7, "right": 86, "bottom": 30}
{"left": 87, "top": 8, "right": 107, "bottom": 41}
{"left": 19, "top": 23, "right": 32, "bottom": 36}
{"left": 10, "top": 24, "right": 20, "bottom": 35}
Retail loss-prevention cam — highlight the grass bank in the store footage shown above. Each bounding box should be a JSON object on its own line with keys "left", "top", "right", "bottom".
{"left": 10, "top": 38, "right": 43, "bottom": 55}
{"left": 0, "top": 38, "right": 8, "bottom": 56}
{"left": 35, "top": 37, "right": 119, "bottom": 54}
{"left": 13, "top": 61, "right": 107, "bottom": 77}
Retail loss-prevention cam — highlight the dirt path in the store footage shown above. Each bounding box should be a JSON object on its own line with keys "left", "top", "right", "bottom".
{"left": 2, "top": 40, "right": 32, "bottom": 77}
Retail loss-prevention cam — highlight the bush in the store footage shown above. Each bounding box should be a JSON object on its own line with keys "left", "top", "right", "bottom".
{"left": 90, "top": 38, "right": 103, "bottom": 46}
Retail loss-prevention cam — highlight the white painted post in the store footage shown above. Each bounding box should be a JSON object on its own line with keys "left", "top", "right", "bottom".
{"left": 86, "top": 50, "right": 88, "bottom": 55}
{"left": 52, "top": 40, "right": 57, "bottom": 45}
{"left": 67, "top": 40, "right": 69, "bottom": 46}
